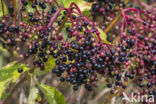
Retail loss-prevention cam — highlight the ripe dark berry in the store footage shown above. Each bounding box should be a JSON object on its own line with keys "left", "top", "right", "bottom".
{"left": 41, "top": 4, "right": 46, "bottom": 9}
{"left": 0, "top": 23, "right": 4, "bottom": 28}
{"left": 60, "top": 77, "right": 65, "bottom": 82}
{"left": 72, "top": 15, "right": 76, "bottom": 19}
{"left": 58, "top": 21, "right": 62, "bottom": 25}
{"left": 28, "top": 12, "right": 33, "bottom": 17}
{"left": 84, "top": 21, "right": 89, "bottom": 26}
{"left": 9, "top": 6, "right": 14, "bottom": 14}
{"left": 22, "top": 7, "right": 26, "bottom": 11}
{"left": 73, "top": 86, "right": 78, "bottom": 91}
{"left": 138, "top": 35, "right": 144, "bottom": 40}
{"left": 22, "top": 0, "right": 28, "bottom": 6}
{"left": 107, "top": 84, "right": 112, "bottom": 88}
{"left": 147, "top": 83, "right": 151, "bottom": 88}
{"left": 32, "top": 4, "right": 36, "bottom": 8}
{"left": 39, "top": 2, "right": 43, "bottom": 6}
{"left": 139, "top": 83, "right": 144, "bottom": 88}
{"left": 51, "top": 6, "right": 57, "bottom": 13}
{"left": 143, "top": 21, "right": 147, "bottom": 25}
{"left": 18, "top": 68, "right": 23, "bottom": 73}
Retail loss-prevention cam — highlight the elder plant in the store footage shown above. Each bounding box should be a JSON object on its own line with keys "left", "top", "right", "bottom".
{"left": 0, "top": 0, "right": 155, "bottom": 104}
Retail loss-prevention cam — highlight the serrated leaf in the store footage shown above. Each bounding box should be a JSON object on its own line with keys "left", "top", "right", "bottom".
{"left": 0, "top": 61, "right": 29, "bottom": 99}
{"left": 35, "top": 56, "right": 56, "bottom": 76}
{"left": 27, "top": 87, "right": 39, "bottom": 104}
{"left": 0, "top": 0, "right": 8, "bottom": 17}
{"left": 37, "top": 83, "right": 66, "bottom": 104}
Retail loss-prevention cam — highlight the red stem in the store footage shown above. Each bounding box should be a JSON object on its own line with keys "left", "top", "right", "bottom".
{"left": 47, "top": 8, "right": 68, "bottom": 27}
{"left": 124, "top": 8, "right": 152, "bottom": 19}
{"left": 70, "top": 2, "right": 82, "bottom": 15}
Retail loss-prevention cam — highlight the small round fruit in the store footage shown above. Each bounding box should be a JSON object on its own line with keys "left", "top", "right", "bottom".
{"left": 18, "top": 68, "right": 23, "bottom": 73}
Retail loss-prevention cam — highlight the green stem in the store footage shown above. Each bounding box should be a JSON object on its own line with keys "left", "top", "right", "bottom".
{"left": 56, "top": 14, "right": 69, "bottom": 37}
{"left": 0, "top": 38, "right": 7, "bottom": 44}
{"left": 1, "top": 0, "right": 4, "bottom": 16}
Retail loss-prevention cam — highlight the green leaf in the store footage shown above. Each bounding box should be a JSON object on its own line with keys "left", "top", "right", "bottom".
{"left": 0, "top": 0, "right": 8, "bottom": 17}
{"left": 27, "top": 1, "right": 35, "bottom": 13}
{"left": 0, "top": 79, "right": 12, "bottom": 100}
{"left": 98, "top": 28, "right": 110, "bottom": 44}
{"left": 37, "top": 83, "right": 66, "bottom": 104}
{"left": 36, "top": 94, "right": 42, "bottom": 102}
{"left": 0, "top": 61, "right": 29, "bottom": 99}
{"left": 0, "top": 61, "right": 29, "bottom": 82}
{"left": 63, "top": 0, "right": 93, "bottom": 12}
{"left": 34, "top": 56, "right": 56, "bottom": 76}
{"left": 27, "top": 87, "right": 39, "bottom": 104}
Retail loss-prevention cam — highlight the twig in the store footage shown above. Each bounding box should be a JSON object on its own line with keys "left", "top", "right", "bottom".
{"left": 55, "top": 14, "right": 69, "bottom": 36}
{"left": 77, "top": 86, "right": 85, "bottom": 104}
{"left": 111, "top": 97, "right": 116, "bottom": 104}
{"left": 12, "top": 0, "right": 16, "bottom": 21}
{"left": 104, "top": 15, "right": 120, "bottom": 34}
{"left": 19, "top": 91, "right": 24, "bottom": 104}
{"left": 9, "top": 48, "right": 14, "bottom": 62}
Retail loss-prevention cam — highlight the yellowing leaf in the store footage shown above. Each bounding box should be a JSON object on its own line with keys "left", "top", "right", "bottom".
{"left": 98, "top": 28, "right": 110, "bottom": 44}
{"left": 0, "top": 61, "right": 29, "bottom": 100}
{"left": 0, "top": 61, "right": 29, "bottom": 82}
{"left": 37, "top": 83, "right": 66, "bottom": 104}
{"left": 78, "top": 1, "right": 93, "bottom": 12}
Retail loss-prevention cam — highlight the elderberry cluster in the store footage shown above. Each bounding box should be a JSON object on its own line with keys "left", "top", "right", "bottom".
{"left": 116, "top": 8, "right": 156, "bottom": 97}
{"left": 0, "top": 0, "right": 155, "bottom": 95}
{"left": 88, "top": 0, "right": 125, "bottom": 25}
